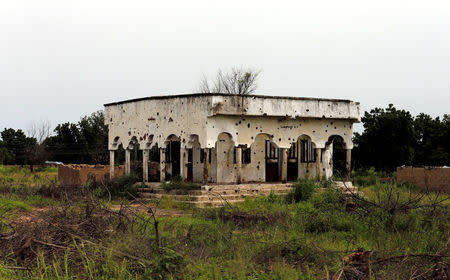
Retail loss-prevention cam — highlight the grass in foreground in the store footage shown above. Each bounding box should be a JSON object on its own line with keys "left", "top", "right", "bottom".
{"left": 0, "top": 173, "right": 448, "bottom": 279}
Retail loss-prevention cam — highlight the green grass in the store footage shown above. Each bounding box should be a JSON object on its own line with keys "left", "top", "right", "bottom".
{"left": 0, "top": 167, "right": 448, "bottom": 279}
{"left": 0, "top": 165, "right": 59, "bottom": 218}
{"left": 0, "top": 165, "right": 58, "bottom": 191}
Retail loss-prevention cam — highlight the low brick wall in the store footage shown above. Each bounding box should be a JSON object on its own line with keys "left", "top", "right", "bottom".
{"left": 397, "top": 166, "right": 450, "bottom": 192}
{"left": 58, "top": 164, "right": 125, "bottom": 185}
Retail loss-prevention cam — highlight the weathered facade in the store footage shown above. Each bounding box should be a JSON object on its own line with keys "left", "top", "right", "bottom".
{"left": 104, "top": 94, "right": 360, "bottom": 184}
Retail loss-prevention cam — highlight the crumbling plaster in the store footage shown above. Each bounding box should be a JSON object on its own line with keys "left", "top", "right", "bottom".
{"left": 104, "top": 94, "right": 360, "bottom": 151}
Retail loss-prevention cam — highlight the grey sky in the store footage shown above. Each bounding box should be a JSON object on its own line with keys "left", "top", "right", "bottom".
{"left": 1, "top": 0, "right": 449, "bottom": 134}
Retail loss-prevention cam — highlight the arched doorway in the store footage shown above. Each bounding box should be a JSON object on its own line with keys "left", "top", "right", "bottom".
{"left": 265, "top": 139, "right": 280, "bottom": 182}
{"left": 128, "top": 137, "right": 142, "bottom": 180}
{"left": 287, "top": 141, "right": 298, "bottom": 181}
{"left": 165, "top": 135, "right": 181, "bottom": 180}
{"left": 327, "top": 135, "right": 347, "bottom": 179}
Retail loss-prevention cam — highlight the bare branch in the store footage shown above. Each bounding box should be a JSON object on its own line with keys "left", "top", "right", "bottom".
{"left": 198, "top": 67, "right": 261, "bottom": 95}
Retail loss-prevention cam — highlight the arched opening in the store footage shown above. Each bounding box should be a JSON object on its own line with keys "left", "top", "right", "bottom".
{"left": 164, "top": 135, "right": 181, "bottom": 180}
{"left": 297, "top": 135, "right": 318, "bottom": 179}
{"left": 215, "top": 132, "right": 235, "bottom": 184}
{"left": 264, "top": 137, "right": 280, "bottom": 182}
{"left": 115, "top": 143, "right": 125, "bottom": 167}
{"left": 147, "top": 143, "right": 160, "bottom": 182}
{"left": 327, "top": 135, "right": 347, "bottom": 179}
{"left": 128, "top": 137, "right": 142, "bottom": 180}
{"left": 287, "top": 141, "right": 298, "bottom": 181}
{"left": 186, "top": 135, "right": 202, "bottom": 183}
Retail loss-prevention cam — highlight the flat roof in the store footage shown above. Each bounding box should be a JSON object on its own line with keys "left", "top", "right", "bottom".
{"left": 104, "top": 93, "right": 358, "bottom": 107}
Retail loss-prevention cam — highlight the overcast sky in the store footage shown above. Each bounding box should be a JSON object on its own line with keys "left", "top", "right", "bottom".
{"left": 1, "top": 0, "right": 449, "bottom": 134}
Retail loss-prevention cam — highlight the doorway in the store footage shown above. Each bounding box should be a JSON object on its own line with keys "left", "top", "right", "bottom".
{"left": 265, "top": 140, "right": 279, "bottom": 182}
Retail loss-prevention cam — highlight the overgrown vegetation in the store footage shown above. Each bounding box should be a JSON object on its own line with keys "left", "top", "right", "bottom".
{"left": 0, "top": 166, "right": 448, "bottom": 279}
{"left": 286, "top": 179, "right": 318, "bottom": 203}
{"left": 88, "top": 173, "right": 142, "bottom": 200}
{"left": 160, "top": 175, "right": 201, "bottom": 193}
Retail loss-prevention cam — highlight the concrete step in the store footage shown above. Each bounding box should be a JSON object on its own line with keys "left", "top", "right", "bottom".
{"left": 138, "top": 187, "right": 293, "bottom": 196}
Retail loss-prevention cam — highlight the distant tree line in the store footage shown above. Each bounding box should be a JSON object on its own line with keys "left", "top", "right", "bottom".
{"left": 353, "top": 104, "right": 450, "bottom": 172}
{"left": 0, "top": 105, "right": 448, "bottom": 172}
{"left": 0, "top": 111, "right": 108, "bottom": 167}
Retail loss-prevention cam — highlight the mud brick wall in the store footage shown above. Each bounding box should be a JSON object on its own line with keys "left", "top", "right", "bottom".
{"left": 397, "top": 166, "right": 450, "bottom": 193}
{"left": 58, "top": 164, "right": 125, "bottom": 185}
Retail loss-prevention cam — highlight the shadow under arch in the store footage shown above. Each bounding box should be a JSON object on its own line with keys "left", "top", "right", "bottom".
{"left": 164, "top": 134, "right": 181, "bottom": 180}
{"left": 127, "top": 136, "right": 143, "bottom": 180}
{"left": 327, "top": 135, "right": 347, "bottom": 179}
{"left": 253, "top": 133, "right": 282, "bottom": 182}
{"left": 112, "top": 136, "right": 121, "bottom": 149}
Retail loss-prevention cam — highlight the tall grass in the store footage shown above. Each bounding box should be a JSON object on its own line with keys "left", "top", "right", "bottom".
{"left": 0, "top": 167, "right": 448, "bottom": 279}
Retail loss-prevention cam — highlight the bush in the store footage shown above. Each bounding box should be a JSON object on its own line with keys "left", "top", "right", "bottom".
{"left": 160, "top": 175, "right": 201, "bottom": 192}
{"left": 89, "top": 173, "right": 141, "bottom": 199}
{"left": 286, "top": 179, "right": 318, "bottom": 203}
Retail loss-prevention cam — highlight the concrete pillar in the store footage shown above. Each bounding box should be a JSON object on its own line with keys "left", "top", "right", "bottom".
{"left": 180, "top": 147, "right": 188, "bottom": 180}
{"left": 315, "top": 148, "right": 321, "bottom": 181}
{"left": 346, "top": 149, "right": 352, "bottom": 180}
{"left": 236, "top": 147, "right": 242, "bottom": 184}
{"left": 160, "top": 148, "right": 166, "bottom": 182}
{"left": 203, "top": 148, "right": 209, "bottom": 184}
{"left": 142, "top": 149, "right": 149, "bottom": 182}
{"left": 109, "top": 150, "right": 115, "bottom": 179}
{"left": 125, "top": 149, "right": 131, "bottom": 174}
{"left": 281, "top": 148, "right": 288, "bottom": 183}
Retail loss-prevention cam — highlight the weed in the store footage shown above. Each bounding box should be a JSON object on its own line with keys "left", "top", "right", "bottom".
{"left": 161, "top": 175, "right": 201, "bottom": 192}
{"left": 286, "top": 179, "right": 318, "bottom": 203}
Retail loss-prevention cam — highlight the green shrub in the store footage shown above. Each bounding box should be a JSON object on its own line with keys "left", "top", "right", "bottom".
{"left": 89, "top": 173, "right": 141, "bottom": 199}
{"left": 160, "top": 175, "right": 201, "bottom": 192}
{"left": 286, "top": 179, "right": 318, "bottom": 203}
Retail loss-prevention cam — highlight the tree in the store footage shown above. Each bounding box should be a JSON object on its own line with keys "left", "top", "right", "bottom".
{"left": 45, "top": 111, "right": 108, "bottom": 164}
{"left": 353, "top": 105, "right": 450, "bottom": 172}
{"left": 413, "top": 113, "right": 447, "bottom": 166}
{"left": 0, "top": 128, "right": 37, "bottom": 166}
{"left": 0, "top": 145, "right": 14, "bottom": 165}
{"left": 198, "top": 67, "right": 261, "bottom": 95}
{"left": 353, "top": 104, "right": 417, "bottom": 172}
{"left": 25, "top": 120, "right": 52, "bottom": 170}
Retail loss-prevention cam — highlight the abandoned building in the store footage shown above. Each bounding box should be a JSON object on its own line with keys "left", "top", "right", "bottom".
{"left": 104, "top": 94, "right": 360, "bottom": 184}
